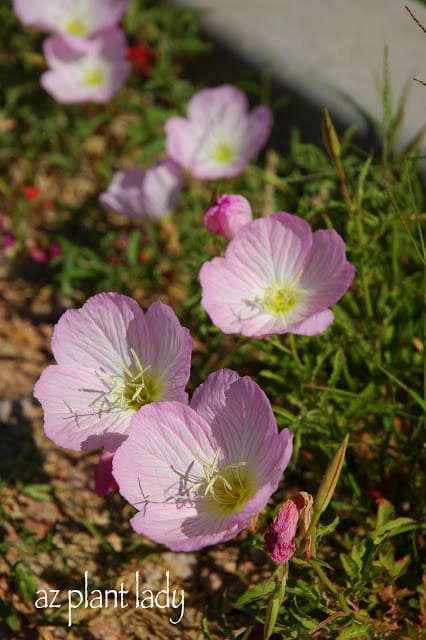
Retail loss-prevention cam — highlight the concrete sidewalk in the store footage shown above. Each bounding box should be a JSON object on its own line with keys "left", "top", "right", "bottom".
{"left": 175, "top": 0, "right": 426, "bottom": 154}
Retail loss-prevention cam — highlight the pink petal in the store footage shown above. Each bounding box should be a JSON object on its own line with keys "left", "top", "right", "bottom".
{"left": 187, "top": 84, "right": 248, "bottom": 126}
{"left": 113, "top": 401, "right": 218, "bottom": 506}
{"left": 299, "top": 229, "right": 356, "bottom": 307}
{"left": 190, "top": 369, "right": 240, "bottom": 424}
{"left": 287, "top": 309, "right": 334, "bottom": 336}
{"left": 34, "top": 364, "right": 131, "bottom": 451}
{"left": 99, "top": 168, "right": 146, "bottom": 218}
{"left": 138, "top": 160, "right": 182, "bottom": 221}
{"left": 210, "top": 376, "right": 293, "bottom": 482}
{"left": 241, "top": 105, "right": 273, "bottom": 157}
{"left": 52, "top": 292, "right": 146, "bottom": 373}
{"left": 143, "top": 301, "right": 192, "bottom": 403}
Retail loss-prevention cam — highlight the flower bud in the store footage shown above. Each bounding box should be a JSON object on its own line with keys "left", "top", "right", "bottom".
{"left": 264, "top": 492, "right": 313, "bottom": 563}
{"left": 313, "top": 434, "right": 348, "bottom": 516}
{"left": 94, "top": 451, "right": 119, "bottom": 497}
{"left": 204, "top": 194, "right": 252, "bottom": 240}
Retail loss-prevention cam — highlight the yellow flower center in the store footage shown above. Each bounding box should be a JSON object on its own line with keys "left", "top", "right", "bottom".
{"left": 211, "top": 142, "right": 236, "bottom": 164}
{"left": 83, "top": 68, "right": 105, "bottom": 88}
{"left": 262, "top": 282, "right": 304, "bottom": 316}
{"left": 63, "top": 18, "right": 89, "bottom": 37}
{"left": 193, "top": 449, "right": 255, "bottom": 517}
{"left": 106, "top": 349, "right": 163, "bottom": 412}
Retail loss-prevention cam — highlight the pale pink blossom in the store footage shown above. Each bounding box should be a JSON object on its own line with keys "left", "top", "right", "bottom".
{"left": 165, "top": 84, "right": 272, "bottom": 179}
{"left": 204, "top": 194, "right": 252, "bottom": 240}
{"left": 34, "top": 293, "right": 192, "bottom": 452}
{"left": 13, "top": 0, "right": 129, "bottom": 39}
{"left": 113, "top": 369, "right": 293, "bottom": 551}
{"left": 199, "top": 212, "right": 355, "bottom": 337}
{"left": 41, "top": 28, "right": 130, "bottom": 104}
{"left": 99, "top": 160, "right": 183, "bottom": 222}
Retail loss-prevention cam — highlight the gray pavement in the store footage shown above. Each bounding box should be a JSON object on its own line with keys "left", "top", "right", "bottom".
{"left": 174, "top": 0, "right": 426, "bottom": 156}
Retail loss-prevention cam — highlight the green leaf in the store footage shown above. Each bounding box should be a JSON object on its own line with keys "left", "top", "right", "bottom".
{"left": 372, "top": 517, "right": 417, "bottom": 544}
{"left": 235, "top": 582, "right": 275, "bottom": 607}
{"left": 13, "top": 562, "right": 37, "bottom": 605}
{"left": 22, "top": 483, "right": 52, "bottom": 501}
{"left": 126, "top": 230, "right": 142, "bottom": 268}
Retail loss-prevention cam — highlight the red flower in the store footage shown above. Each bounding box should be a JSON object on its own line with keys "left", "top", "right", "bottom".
{"left": 126, "top": 43, "right": 152, "bottom": 75}
{"left": 24, "top": 185, "right": 40, "bottom": 201}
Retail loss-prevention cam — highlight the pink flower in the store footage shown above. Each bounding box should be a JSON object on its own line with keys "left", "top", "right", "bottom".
{"left": 112, "top": 369, "right": 293, "bottom": 552}
{"left": 204, "top": 194, "right": 252, "bottom": 240}
{"left": 165, "top": 84, "right": 272, "bottom": 180}
{"left": 13, "top": 0, "right": 129, "bottom": 39}
{"left": 94, "top": 451, "right": 119, "bottom": 497}
{"left": 264, "top": 492, "right": 313, "bottom": 563}
{"left": 199, "top": 212, "right": 355, "bottom": 337}
{"left": 33, "top": 293, "right": 193, "bottom": 452}
{"left": 41, "top": 28, "right": 130, "bottom": 104}
{"left": 99, "top": 160, "right": 183, "bottom": 222}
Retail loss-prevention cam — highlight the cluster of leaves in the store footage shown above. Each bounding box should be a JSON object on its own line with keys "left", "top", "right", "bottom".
{"left": 0, "top": 0, "right": 425, "bottom": 638}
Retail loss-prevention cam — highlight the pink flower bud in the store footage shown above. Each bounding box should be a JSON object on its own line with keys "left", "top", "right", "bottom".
{"left": 264, "top": 499, "right": 299, "bottom": 563}
{"left": 94, "top": 451, "right": 119, "bottom": 497}
{"left": 264, "top": 492, "right": 313, "bottom": 563}
{"left": 204, "top": 194, "right": 252, "bottom": 240}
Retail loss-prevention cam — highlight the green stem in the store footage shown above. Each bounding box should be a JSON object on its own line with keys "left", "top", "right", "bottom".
{"left": 354, "top": 216, "right": 373, "bottom": 318}
{"left": 311, "top": 561, "right": 351, "bottom": 615}
{"left": 263, "top": 563, "right": 288, "bottom": 640}
{"left": 288, "top": 334, "right": 303, "bottom": 369}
